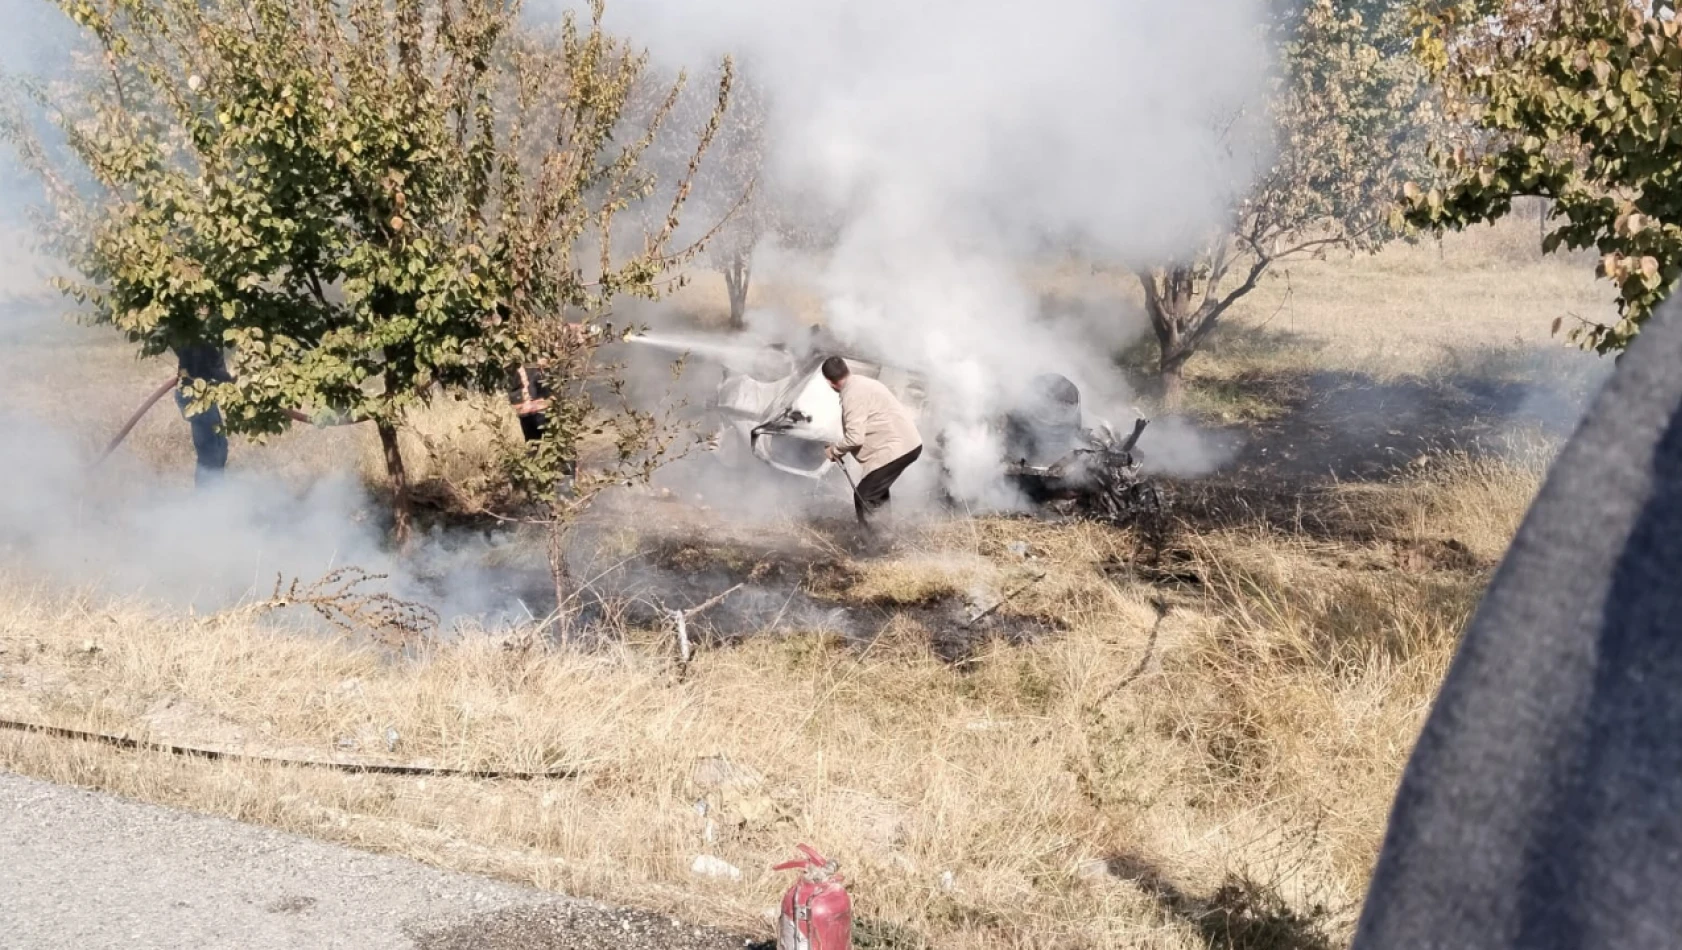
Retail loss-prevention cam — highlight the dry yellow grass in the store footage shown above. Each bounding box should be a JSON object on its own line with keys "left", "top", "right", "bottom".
{"left": 0, "top": 442, "right": 1548, "bottom": 949}
{"left": 0, "top": 212, "right": 1580, "bottom": 948}
{"left": 1207, "top": 235, "right": 1609, "bottom": 376}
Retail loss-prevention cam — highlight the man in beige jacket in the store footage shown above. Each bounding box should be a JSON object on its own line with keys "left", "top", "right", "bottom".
{"left": 822, "top": 357, "right": 923, "bottom": 526}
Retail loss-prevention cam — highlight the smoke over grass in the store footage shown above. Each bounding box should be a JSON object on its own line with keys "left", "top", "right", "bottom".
{"left": 0, "top": 412, "right": 539, "bottom": 623}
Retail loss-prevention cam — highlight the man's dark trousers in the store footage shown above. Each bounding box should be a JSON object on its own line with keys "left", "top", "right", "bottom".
{"left": 175, "top": 391, "right": 228, "bottom": 486}
{"left": 173, "top": 344, "right": 231, "bottom": 487}
{"left": 853, "top": 445, "right": 921, "bottom": 525}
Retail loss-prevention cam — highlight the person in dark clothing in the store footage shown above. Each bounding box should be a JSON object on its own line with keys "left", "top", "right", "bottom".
{"left": 507, "top": 364, "right": 552, "bottom": 445}
{"left": 171, "top": 343, "right": 232, "bottom": 487}
{"left": 507, "top": 321, "right": 593, "bottom": 446}
{"left": 1351, "top": 300, "right": 1682, "bottom": 950}
{"left": 507, "top": 362, "right": 579, "bottom": 496}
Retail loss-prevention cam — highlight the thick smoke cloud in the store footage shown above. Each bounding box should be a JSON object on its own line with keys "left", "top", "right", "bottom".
{"left": 607, "top": 0, "right": 1266, "bottom": 259}
{"left": 589, "top": 0, "right": 1268, "bottom": 497}
{"left": 0, "top": 0, "right": 75, "bottom": 69}
{"left": 0, "top": 0, "right": 1268, "bottom": 618}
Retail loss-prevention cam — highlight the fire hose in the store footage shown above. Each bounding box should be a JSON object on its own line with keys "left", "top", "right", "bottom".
{"left": 835, "top": 454, "right": 861, "bottom": 506}
{"left": 96, "top": 377, "right": 181, "bottom": 465}
{"left": 0, "top": 715, "right": 580, "bottom": 780}
{"left": 98, "top": 374, "right": 367, "bottom": 468}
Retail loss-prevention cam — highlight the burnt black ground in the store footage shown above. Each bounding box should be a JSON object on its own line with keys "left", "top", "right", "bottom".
{"left": 599, "top": 530, "right": 1062, "bottom": 664}
{"left": 1211, "top": 369, "right": 1590, "bottom": 484}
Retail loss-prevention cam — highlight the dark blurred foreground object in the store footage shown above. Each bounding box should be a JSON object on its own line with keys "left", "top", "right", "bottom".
{"left": 1353, "top": 301, "right": 1682, "bottom": 950}
{"left": 171, "top": 343, "right": 233, "bottom": 487}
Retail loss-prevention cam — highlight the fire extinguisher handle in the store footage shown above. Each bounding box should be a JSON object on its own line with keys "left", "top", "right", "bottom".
{"left": 773, "top": 844, "right": 839, "bottom": 875}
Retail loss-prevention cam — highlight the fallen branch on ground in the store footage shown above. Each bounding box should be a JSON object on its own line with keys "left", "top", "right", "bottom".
{"left": 964, "top": 573, "right": 1048, "bottom": 629}
{"left": 220, "top": 568, "right": 439, "bottom": 646}
{"left": 1089, "top": 597, "right": 1168, "bottom": 709}
{"left": 1026, "top": 596, "right": 1168, "bottom": 750}
{"left": 672, "top": 583, "right": 744, "bottom": 680}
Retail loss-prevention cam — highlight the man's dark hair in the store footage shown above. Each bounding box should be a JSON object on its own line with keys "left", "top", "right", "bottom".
{"left": 821, "top": 356, "right": 851, "bottom": 383}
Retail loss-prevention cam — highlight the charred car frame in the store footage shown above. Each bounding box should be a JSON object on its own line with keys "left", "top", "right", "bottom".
{"left": 706, "top": 352, "right": 1165, "bottom": 527}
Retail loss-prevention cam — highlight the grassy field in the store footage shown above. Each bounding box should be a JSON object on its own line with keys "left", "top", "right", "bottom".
{"left": 0, "top": 213, "right": 1617, "bottom": 948}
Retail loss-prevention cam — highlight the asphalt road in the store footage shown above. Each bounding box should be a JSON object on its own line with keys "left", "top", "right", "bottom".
{"left": 0, "top": 770, "right": 757, "bottom": 950}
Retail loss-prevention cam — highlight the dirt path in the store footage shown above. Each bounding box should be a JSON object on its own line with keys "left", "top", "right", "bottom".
{"left": 0, "top": 771, "right": 755, "bottom": 950}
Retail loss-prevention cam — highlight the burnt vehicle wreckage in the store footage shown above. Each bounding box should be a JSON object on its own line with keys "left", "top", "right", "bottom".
{"left": 703, "top": 348, "right": 1167, "bottom": 527}
{"left": 998, "top": 373, "right": 1163, "bottom": 526}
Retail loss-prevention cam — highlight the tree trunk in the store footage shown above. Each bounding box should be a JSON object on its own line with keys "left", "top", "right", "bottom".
{"left": 376, "top": 420, "right": 413, "bottom": 547}
{"left": 1154, "top": 306, "right": 1191, "bottom": 410}
{"left": 723, "top": 254, "right": 750, "bottom": 331}
{"left": 1159, "top": 349, "right": 1190, "bottom": 410}
{"left": 1139, "top": 268, "right": 1196, "bottom": 411}
{"left": 547, "top": 521, "right": 574, "bottom": 642}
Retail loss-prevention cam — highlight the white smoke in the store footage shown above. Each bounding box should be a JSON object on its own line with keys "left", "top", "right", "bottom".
{"left": 0, "top": 408, "right": 544, "bottom": 622}
{"left": 587, "top": 0, "right": 1270, "bottom": 499}
{"left": 0, "top": 0, "right": 1273, "bottom": 618}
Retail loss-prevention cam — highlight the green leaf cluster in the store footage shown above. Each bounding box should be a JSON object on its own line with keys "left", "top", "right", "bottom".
{"left": 3, "top": 0, "right": 729, "bottom": 436}
{"left": 1407, "top": 0, "right": 1682, "bottom": 352}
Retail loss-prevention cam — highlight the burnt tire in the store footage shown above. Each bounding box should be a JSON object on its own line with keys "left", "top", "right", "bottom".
{"left": 1084, "top": 468, "right": 1168, "bottom": 529}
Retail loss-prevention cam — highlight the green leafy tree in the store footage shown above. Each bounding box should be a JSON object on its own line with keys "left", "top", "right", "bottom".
{"left": 1137, "top": 0, "right": 1429, "bottom": 406}
{"left": 497, "top": 318, "right": 696, "bottom": 617}
{"left": 1405, "top": 0, "right": 1681, "bottom": 352}
{"left": 3, "top": 0, "right": 727, "bottom": 541}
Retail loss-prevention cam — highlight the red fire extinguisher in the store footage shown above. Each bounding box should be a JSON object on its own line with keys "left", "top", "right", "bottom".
{"left": 774, "top": 844, "right": 852, "bottom": 950}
